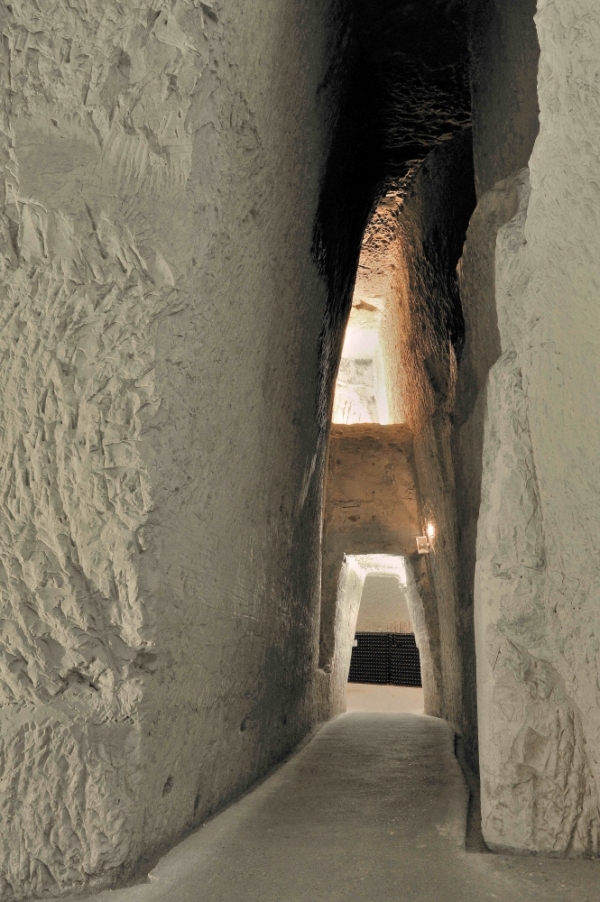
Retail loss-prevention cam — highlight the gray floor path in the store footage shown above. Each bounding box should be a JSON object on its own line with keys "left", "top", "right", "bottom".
{"left": 80, "top": 713, "right": 599, "bottom": 902}
{"left": 346, "top": 683, "right": 424, "bottom": 714}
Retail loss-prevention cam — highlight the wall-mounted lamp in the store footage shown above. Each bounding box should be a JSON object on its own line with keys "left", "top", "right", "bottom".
{"left": 416, "top": 522, "right": 436, "bottom": 554}
{"left": 416, "top": 536, "right": 430, "bottom": 554}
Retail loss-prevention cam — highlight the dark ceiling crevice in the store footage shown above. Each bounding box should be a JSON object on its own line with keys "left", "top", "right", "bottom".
{"left": 313, "top": 0, "right": 473, "bottom": 427}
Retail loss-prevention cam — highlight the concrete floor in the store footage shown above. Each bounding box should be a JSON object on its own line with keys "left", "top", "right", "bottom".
{"left": 346, "top": 682, "right": 424, "bottom": 713}
{"left": 79, "top": 711, "right": 600, "bottom": 902}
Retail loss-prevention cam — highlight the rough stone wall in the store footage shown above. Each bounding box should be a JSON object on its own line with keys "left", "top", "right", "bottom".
{"left": 321, "top": 425, "right": 419, "bottom": 560}
{"left": 389, "top": 132, "right": 476, "bottom": 748}
{"left": 469, "top": 0, "right": 540, "bottom": 196}
{"left": 472, "top": 0, "right": 600, "bottom": 855}
{"left": 348, "top": 199, "right": 407, "bottom": 427}
{"left": 0, "top": 2, "right": 338, "bottom": 897}
{"left": 313, "top": 0, "right": 471, "bottom": 428}
{"left": 450, "top": 0, "right": 540, "bottom": 774}
{"left": 454, "top": 174, "right": 525, "bottom": 776}
{"left": 322, "top": 555, "right": 365, "bottom": 719}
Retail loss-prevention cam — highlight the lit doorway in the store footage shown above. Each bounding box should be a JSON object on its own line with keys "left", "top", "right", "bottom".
{"left": 341, "top": 555, "right": 424, "bottom": 714}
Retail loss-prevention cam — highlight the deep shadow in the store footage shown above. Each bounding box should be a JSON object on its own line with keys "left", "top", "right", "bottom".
{"left": 312, "top": 0, "right": 472, "bottom": 429}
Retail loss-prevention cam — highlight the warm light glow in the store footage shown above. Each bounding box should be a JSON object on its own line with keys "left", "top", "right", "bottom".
{"left": 350, "top": 554, "right": 407, "bottom": 584}
{"left": 332, "top": 300, "right": 391, "bottom": 425}
{"left": 341, "top": 327, "right": 379, "bottom": 358}
{"left": 426, "top": 522, "right": 435, "bottom": 540}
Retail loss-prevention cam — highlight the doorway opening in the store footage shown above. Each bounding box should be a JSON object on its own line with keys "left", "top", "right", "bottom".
{"left": 342, "top": 554, "right": 425, "bottom": 714}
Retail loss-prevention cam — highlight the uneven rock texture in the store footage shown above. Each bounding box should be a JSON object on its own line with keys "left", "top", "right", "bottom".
{"left": 313, "top": 0, "right": 471, "bottom": 424}
{"left": 321, "top": 425, "right": 419, "bottom": 560}
{"left": 323, "top": 556, "right": 365, "bottom": 714}
{"left": 2, "top": 0, "right": 595, "bottom": 886}
{"left": 453, "top": 173, "right": 522, "bottom": 772}
{"left": 348, "top": 198, "right": 407, "bottom": 427}
{"left": 319, "top": 136, "right": 478, "bottom": 746}
{"left": 474, "top": 0, "right": 600, "bottom": 854}
{"left": 469, "top": 0, "right": 539, "bottom": 197}
{"left": 387, "top": 133, "right": 476, "bottom": 753}
{"left": 0, "top": 1, "right": 337, "bottom": 897}
{"left": 450, "top": 0, "right": 541, "bottom": 775}
{"left": 0, "top": 0, "right": 476, "bottom": 893}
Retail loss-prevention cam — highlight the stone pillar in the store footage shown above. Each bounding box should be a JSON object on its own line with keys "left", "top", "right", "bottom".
{"left": 471, "top": 0, "right": 600, "bottom": 854}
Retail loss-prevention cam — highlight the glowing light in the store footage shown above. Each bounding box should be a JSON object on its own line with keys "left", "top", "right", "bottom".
{"left": 426, "top": 522, "right": 435, "bottom": 541}
{"left": 331, "top": 304, "right": 390, "bottom": 425}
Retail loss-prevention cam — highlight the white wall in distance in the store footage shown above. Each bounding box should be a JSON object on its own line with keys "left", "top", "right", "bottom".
{"left": 355, "top": 573, "right": 412, "bottom": 633}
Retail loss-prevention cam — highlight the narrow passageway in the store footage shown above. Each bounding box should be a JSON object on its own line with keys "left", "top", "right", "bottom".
{"left": 4, "top": 4, "right": 600, "bottom": 898}
{"left": 79, "top": 715, "right": 599, "bottom": 902}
